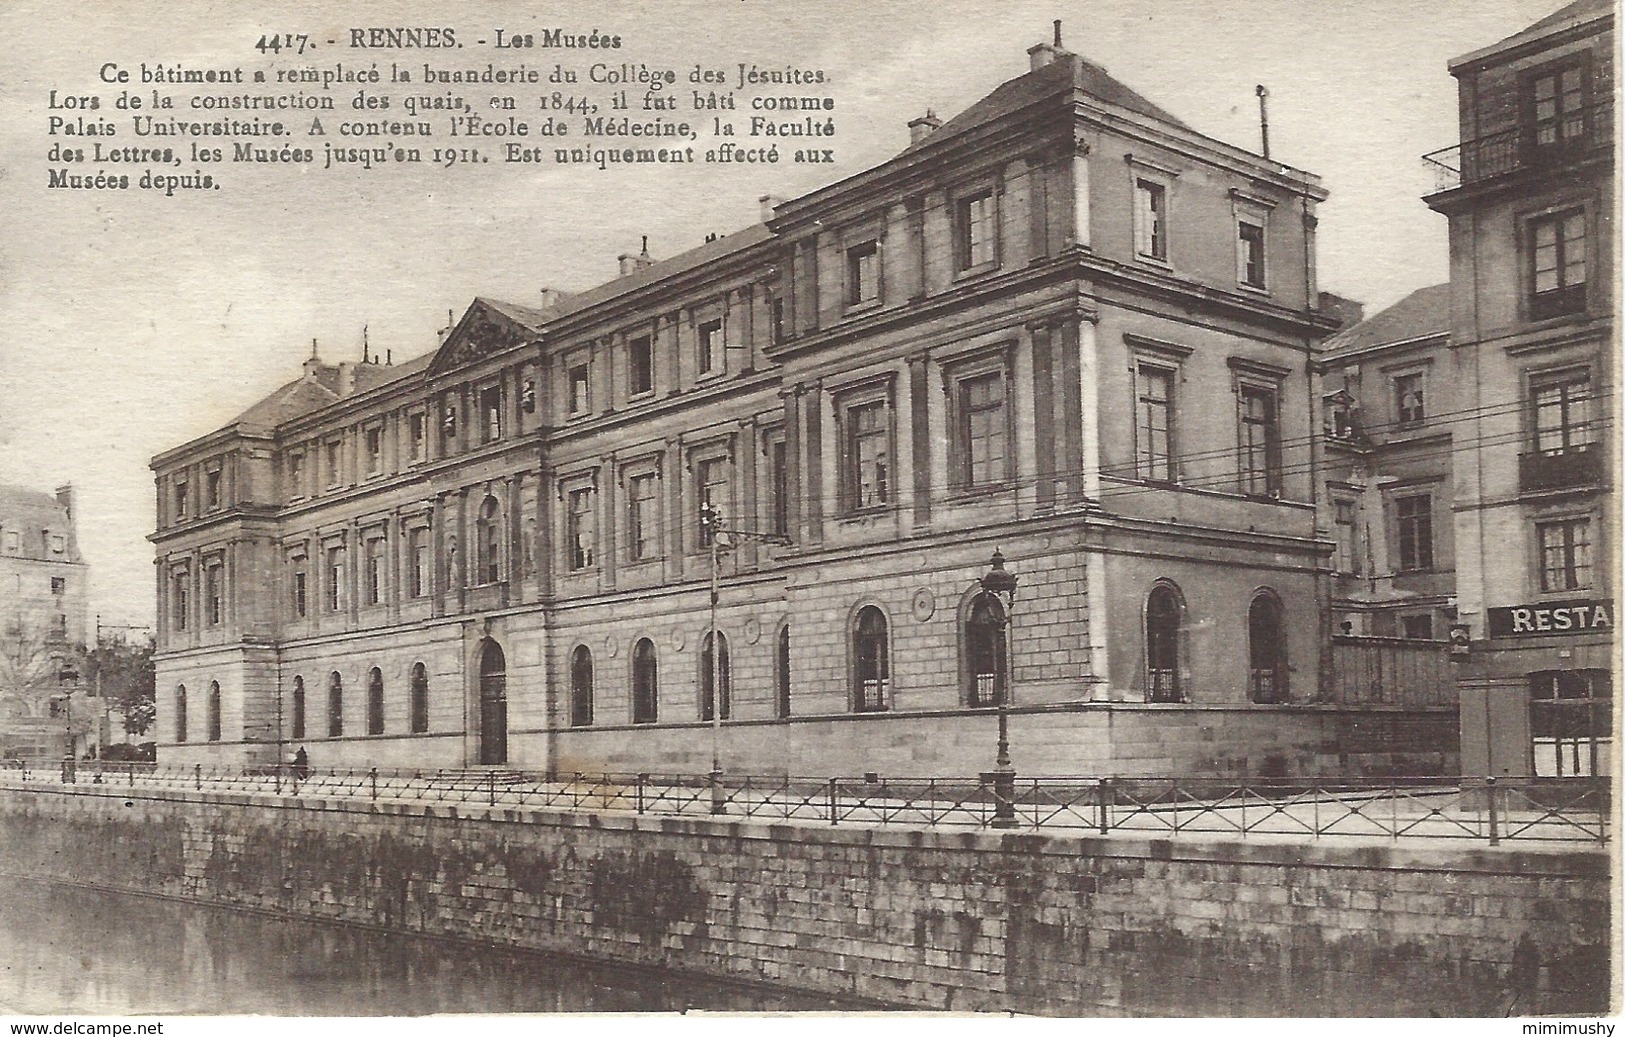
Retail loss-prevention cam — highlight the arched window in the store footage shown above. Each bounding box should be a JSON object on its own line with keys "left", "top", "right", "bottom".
{"left": 175, "top": 684, "right": 188, "bottom": 743}
{"left": 1248, "top": 592, "right": 1288, "bottom": 704}
{"left": 700, "top": 631, "right": 731, "bottom": 721}
{"left": 570, "top": 645, "right": 594, "bottom": 727}
{"left": 327, "top": 671, "right": 344, "bottom": 737}
{"left": 1146, "top": 584, "right": 1184, "bottom": 703}
{"left": 290, "top": 675, "right": 306, "bottom": 740}
{"left": 964, "top": 592, "right": 1007, "bottom": 707}
{"left": 631, "top": 638, "right": 658, "bottom": 724}
{"left": 852, "top": 606, "right": 890, "bottom": 712}
{"left": 775, "top": 624, "right": 791, "bottom": 719}
{"left": 207, "top": 681, "right": 222, "bottom": 742}
{"left": 367, "top": 667, "right": 385, "bottom": 734}
{"left": 476, "top": 496, "right": 501, "bottom": 585}
{"left": 409, "top": 663, "right": 429, "bottom": 733}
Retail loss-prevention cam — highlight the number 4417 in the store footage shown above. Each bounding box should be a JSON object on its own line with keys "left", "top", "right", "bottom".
{"left": 256, "top": 33, "right": 311, "bottom": 54}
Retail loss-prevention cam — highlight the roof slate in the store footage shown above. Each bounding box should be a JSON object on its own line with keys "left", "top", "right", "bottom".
{"left": 1320, "top": 284, "right": 1451, "bottom": 359}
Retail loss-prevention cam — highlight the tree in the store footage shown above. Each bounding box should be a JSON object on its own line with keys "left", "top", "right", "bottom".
{"left": 82, "top": 635, "right": 156, "bottom": 737}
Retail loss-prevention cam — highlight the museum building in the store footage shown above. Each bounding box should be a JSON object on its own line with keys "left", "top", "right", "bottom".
{"left": 151, "top": 36, "right": 1457, "bottom": 777}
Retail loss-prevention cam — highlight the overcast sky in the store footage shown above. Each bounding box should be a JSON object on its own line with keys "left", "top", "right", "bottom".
{"left": 0, "top": 0, "right": 1562, "bottom": 629}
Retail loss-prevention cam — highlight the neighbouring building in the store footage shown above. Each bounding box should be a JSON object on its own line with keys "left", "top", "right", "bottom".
{"left": 152, "top": 35, "right": 1457, "bottom": 778}
{"left": 1419, "top": 0, "right": 1614, "bottom": 777}
{"left": 0, "top": 484, "right": 93, "bottom": 760}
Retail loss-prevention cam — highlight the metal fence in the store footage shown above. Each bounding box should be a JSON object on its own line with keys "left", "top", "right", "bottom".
{"left": 0, "top": 761, "right": 1607, "bottom": 846}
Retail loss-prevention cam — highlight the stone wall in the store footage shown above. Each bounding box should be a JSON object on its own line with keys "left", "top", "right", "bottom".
{"left": 0, "top": 784, "right": 1607, "bottom": 1016}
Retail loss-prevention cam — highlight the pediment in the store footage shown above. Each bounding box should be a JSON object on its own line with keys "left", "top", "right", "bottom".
{"left": 427, "top": 298, "right": 543, "bottom": 377}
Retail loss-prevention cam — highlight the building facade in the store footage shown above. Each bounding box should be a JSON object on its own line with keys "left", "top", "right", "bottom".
{"left": 1, "top": 484, "right": 92, "bottom": 759}
{"left": 1419, "top": 0, "right": 1614, "bottom": 777}
{"left": 153, "top": 38, "right": 1454, "bottom": 778}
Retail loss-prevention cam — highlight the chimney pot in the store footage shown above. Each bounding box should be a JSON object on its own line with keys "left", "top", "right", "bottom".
{"left": 758, "top": 193, "right": 785, "bottom": 223}
{"left": 618, "top": 253, "right": 637, "bottom": 277}
{"left": 539, "top": 286, "right": 561, "bottom": 309}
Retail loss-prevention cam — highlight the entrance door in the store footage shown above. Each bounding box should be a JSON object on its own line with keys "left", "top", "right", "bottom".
{"left": 478, "top": 640, "right": 508, "bottom": 765}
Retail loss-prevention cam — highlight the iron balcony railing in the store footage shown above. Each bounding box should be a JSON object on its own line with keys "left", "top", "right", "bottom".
{"left": 1423, "top": 99, "right": 1614, "bottom": 192}
{"left": 0, "top": 762, "right": 1608, "bottom": 846}
{"left": 1520, "top": 443, "right": 1604, "bottom": 494}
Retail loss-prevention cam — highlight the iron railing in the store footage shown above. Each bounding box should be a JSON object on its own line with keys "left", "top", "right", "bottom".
{"left": 1423, "top": 100, "right": 1614, "bottom": 192}
{"left": 0, "top": 762, "right": 1607, "bottom": 846}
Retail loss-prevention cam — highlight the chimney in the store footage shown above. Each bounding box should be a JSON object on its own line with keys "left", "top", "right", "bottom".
{"left": 758, "top": 194, "right": 785, "bottom": 223}
{"left": 302, "top": 338, "right": 324, "bottom": 379}
{"left": 907, "top": 109, "right": 942, "bottom": 145}
{"left": 635, "top": 235, "right": 653, "bottom": 271}
{"left": 539, "top": 286, "right": 561, "bottom": 309}
{"left": 54, "top": 484, "right": 73, "bottom": 522}
{"left": 617, "top": 253, "right": 638, "bottom": 276}
{"left": 336, "top": 361, "right": 356, "bottom": 397}
{"left": 1028, "top": 19, "right": 1067, "bottom": 70}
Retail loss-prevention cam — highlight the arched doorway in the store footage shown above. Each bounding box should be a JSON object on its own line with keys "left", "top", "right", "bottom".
{"left": 1247, "top": 591, "right": 1288, "bottom": 704}
{"left": 478, "top": 639, "right": 508, "bottom": 765}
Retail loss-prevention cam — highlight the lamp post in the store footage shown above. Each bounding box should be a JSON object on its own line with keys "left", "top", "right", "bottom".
{"left": 979, "top": 549, "right": 1018, "bottom": 828}
{"left": 699, "top": 499, "right": 791, "bottom": 815}
{"left": 57, "top": 665, "right": 79, "bottom": 784}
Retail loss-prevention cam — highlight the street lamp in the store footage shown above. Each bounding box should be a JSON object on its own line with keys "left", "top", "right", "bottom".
{"left": 57, "top": 665, "right": 79, "bottom": 784}
{"left": 979, "top": 549, "right": 1018, "bottom": 828}
{"left": 699, "top": 499, "right": 791, "bottom": 815}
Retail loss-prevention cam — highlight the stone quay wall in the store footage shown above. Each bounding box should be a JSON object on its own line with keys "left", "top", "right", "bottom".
{"left": 0, "top": 784, "right": 1609, "bottom": 1016}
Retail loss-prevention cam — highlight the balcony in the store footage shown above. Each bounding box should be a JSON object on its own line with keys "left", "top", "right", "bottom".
{"left": 1520, "top": 444, "right": 1603, "bottom": 494}
{"left": 1423, "top": 99, "right": 1613, "bottom": 192}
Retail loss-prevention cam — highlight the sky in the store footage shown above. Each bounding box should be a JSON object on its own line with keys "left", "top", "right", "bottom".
{"left": 0, "top": 0, "right": 1566, "bottom": 629}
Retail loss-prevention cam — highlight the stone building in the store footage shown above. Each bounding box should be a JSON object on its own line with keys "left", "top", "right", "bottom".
{"left": 1416, "top": 0, "right": 1614, "bottom": 776}
{"left": 0, "top": 484, "right": 91, "bottom": 759}
{"left": 152, "top": 37, "right": 1453, "bottom": 778}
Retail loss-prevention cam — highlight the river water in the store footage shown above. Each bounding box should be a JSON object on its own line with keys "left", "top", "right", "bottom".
{"left": 0, "top": 880, "right": 859, "bottom": 1015}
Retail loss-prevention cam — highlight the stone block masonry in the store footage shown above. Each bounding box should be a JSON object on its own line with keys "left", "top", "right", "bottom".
{"left": 0, "top": 786, "right": 1609, "bottom": 1016}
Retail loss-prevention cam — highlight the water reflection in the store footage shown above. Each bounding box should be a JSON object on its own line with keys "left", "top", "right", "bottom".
{"left": 0, "top": 880, "right": 858, "bottom": 1015}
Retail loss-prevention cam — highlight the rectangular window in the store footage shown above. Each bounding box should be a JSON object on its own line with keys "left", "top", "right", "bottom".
{"left": 1333, "top": 500, "right": 1359, "bottom": 574}
{"left": 288, "top": 452, "right": 305, "bottom": 495}
{"left": 629, "top": 335, "right": 654, "bottom": 395}
{"left": 1538, "top": 518, "right": 1592, "bottom": 592}
{"left": 1134, "top": 179, "right": 1167, "bottom": 261}
{"left": 846, "top": 240, "right": 879, "bottom": 306}
{"left": 1137, "top": 365, "right": 1175, "bottom": 482}
{"left": 567, "top": 487, "right": 596, "bottom": 570}
{"left": 292, "top": 563, "right": 308, "bottom": 619}
{"left": 408, "top": 412, "right": 427, "bottom": 463}
{"left": 568, "top": 362, "right": 591, "bottom": 415}
{"left": 1395, "top": 494, "right": 1434, "bottom": 572}
{"left": 172, "top": 572, "right": 189, "bottom": 632}
{"left": 174, "top": 480, "right": 189, "bottom": 521}
{"left": 205, "top": 469, "right": 222, "bottom": 510}
{"left": 955, "top": 189, "right": 996, "bottom": 270}
{"left": 1238, "top": 220, "right": 1266, "bottom": 288}
{"left": 364, "top": 535, "right": 385, "bottom": 606}
{"left": 49, "top": 534, "right": 65, "bottom": 554}
{"left": 325, "top": 545, "right": 345, "bottom": 611}
{"left": 769, "top": 295, "right": 785, "bottom": 345}
{"left": 50, "top": 576, "right": 65, "bottom": 595}
{"left": 627, "top": 473, "right": 658, "bottom": 561}
{"left": 1532, "top": 370, "right": 1593, "bottom": 453}
{"left": 696, "top": 457, "right": 729, "bottom": 548}
{"left": 768, "top": 438, "right": 789, "bottom": 537}
{"left": 844, "top": 399, "right": 890, "bottom": 511}
{"left": 1394, "top": 372, "right": 1425, "bottom": 426}
{"left": 697, "top": 319, "right": 722, "bottom": 376}
{"left": 1238, "top": 385, "right": 1280, "bottom": 496}
{"left": 1530, "top": 209, "right": 1587, "bottom": 319}
{"left": 1401, "top": 614, "right": 1435, "bottom": 640}
{"left": 1528, "top": 63, "right": 1588, "bottom": 151}
{"left": 205, "top": 562, "right": 223, "bottom": 626}
{"left": 955, "top": 370, "right": 1008, "bottom": 489}
{"left": 480, "top": 385, "right": 502, "bottom": 443}
{"left": 408, "top": 527, "right": 428, "bottom": 598}
{"left": 2, "top": 531, "right": 17, "bottom": 554}
{"left": 365, "top": 426, "right": 383, "bottom": 474}
{"left": 325, "top": 440, "right": 343, "bottom": 488}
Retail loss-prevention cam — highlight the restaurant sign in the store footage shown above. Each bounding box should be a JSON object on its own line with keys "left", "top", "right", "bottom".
{"left": 1486, "top": 599, "right": 1613, "bottom": 638}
